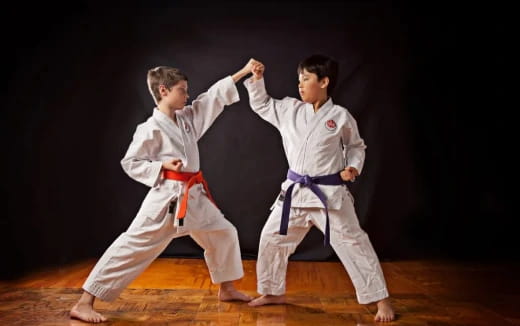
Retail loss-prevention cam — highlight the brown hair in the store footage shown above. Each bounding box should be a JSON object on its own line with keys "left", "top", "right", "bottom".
{"left": 147, "top": 66, "right": 188, "bottom": 104}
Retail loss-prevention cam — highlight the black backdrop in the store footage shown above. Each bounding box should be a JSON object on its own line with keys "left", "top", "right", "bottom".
{"left": 2, "top": 2, "right": 514, "bottom": 279}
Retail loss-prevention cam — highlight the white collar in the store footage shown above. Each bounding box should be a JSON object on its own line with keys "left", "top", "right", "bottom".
{"left": 152, "top": 108, "right": 180, "bottom": 140}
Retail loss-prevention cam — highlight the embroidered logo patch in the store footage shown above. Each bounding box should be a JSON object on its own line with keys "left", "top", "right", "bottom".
{"left": 325, "top": 119, "right": 337, "bottom": 131}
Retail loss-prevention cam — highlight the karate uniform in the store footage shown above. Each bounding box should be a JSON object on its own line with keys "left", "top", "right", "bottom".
{"left": 244, "top": 77, "right": 389, "bottom": 304}
{"left": 83, "top": 76, "right": 244, "bottom": 302}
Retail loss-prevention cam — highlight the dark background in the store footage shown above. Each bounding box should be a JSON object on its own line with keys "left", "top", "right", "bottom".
{"left": 2, "top": 1, "right": 514, "bottom": 279}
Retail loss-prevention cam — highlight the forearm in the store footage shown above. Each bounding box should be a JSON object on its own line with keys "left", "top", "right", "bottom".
{"left": 231, "top": 67, "right": 250, "bottom": 83}
{"left": 189, "top": 76, "right": 240, "bottom": 139}
{"left": 342, "top": 115, "right": 367, "bottom": 174}
{"left": 120, "top": 132, "right": 164, "bottom": 188}
{"left": 244, "top": 77, "right": 270, "bottom": 108}
{"left": 121, "top": 158, "right": 163, "bottom": 188}
{"left": 345, "top": 148, "right": 365, "bottom": 175}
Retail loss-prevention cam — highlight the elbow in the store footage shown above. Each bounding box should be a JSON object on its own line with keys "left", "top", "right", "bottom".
{"left": 249, "top": 98, "right": 271, "bottom": 113}
{"left": 353, "top": 140, "right": 367, "bottom": 151}
{"left": 120, "top": 157, "right": 143, "bottom": 176}
{"left": 249, "top": 101, "right": 264, "bottom": 113}
{"left": 120, "top": 157, "right": 132, "bottom": 173}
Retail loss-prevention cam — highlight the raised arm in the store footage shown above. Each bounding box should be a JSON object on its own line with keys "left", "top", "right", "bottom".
{"left": 185, "top": 59, "right": 257, "bottom": 140}
{"left": 243, "top": 60, "right": 290, "bottom": 130}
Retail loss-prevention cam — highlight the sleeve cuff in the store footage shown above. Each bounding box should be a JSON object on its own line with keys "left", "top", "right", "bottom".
{"left": 150, "top": 161, "right": 164, "bottom": 188}
{"left": 243, "top": 76, "right": 264, "bottom": 88}
{"left": 220, "top": 75, "right": 240, "bottom": 105}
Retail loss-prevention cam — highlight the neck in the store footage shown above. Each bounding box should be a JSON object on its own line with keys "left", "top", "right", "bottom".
{"left": 158, "top": 104, "right": 177, "bottom": 123}
{"left": 313, "top": 96, "right": 329, "bottom": 112}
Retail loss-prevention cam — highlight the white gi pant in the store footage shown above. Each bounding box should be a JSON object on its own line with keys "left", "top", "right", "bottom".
{"left": 83, "top": 184, "right": 244, "bottom": 302}
{"left": 257, "top": 189, "right": 389, "bottom": 304}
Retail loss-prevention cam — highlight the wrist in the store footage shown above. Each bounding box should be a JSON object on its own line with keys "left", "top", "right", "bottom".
{"left": 232, "top": 70, "right": 247, "bottom": 83}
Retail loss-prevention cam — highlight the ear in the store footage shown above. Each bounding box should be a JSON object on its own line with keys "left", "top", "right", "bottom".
{"left": 159, "top": 84, "right": 169, "bottom": 97}
{"left": 319, "top": 76, "right": 330, "bottom": 89}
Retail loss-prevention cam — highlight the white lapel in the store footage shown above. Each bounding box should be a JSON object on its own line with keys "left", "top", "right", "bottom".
{"left": 305, "top": 98, "right": 334, "bottom": 132}
{"left": 176, "top": 111, "right": 199, "bottom": 172}
{"left": 152, "top": 108, "right": 188, "bottom": 161}
{"left": 298, "top": 98, "right": 334, "bottom": 147}
{"left": 152, "top": 108, "right": 181, "bottom": 139}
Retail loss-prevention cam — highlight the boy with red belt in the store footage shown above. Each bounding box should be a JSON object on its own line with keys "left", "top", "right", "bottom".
{"left": 70, "top": 60, "right": 256, "bottom": 323}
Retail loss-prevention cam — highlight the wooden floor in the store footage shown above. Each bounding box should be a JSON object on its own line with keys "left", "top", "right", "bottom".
{"left": 1, "top": 258, "right": 519, "bottom": 325}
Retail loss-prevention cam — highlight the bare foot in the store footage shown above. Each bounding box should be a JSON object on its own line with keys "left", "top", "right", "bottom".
{"left": 70, "top": 303, "right": 107, "bottom": 323}
{"left": 218, "top": 287, "right": 253, "bottom": 302}
{"left": 374, "top": 298, "right": 395, "bottom": 322}
{"left": 248, "top": 294, "right": 286, "bottom": 307}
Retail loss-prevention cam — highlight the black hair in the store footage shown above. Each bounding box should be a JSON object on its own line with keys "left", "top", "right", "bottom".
{"left": 297, "top": 54, "right": 339, "bottom": 95}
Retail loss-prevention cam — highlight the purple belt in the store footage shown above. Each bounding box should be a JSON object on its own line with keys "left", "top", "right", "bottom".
{"left": 281, "top": 169, "right": 345, "bottom": 245}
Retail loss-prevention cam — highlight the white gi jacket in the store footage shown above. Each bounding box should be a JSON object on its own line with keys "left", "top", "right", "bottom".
{"left": 244, "top": 77, "right": 366, "bottom": 210}
{"left": 120, "top": 76, "right": 239, "bottom": 226}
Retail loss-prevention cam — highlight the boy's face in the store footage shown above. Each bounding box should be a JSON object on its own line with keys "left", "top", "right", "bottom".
{"left": 298, "top": 69, "right": 328, "bottom": 103}
{"left": 160, "top": 80, "right": 189, "bottom": 109}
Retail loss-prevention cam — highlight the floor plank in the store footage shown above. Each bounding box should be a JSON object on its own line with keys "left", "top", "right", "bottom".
{"left": 1, "top": 258, "right": 518, "bottom": 325}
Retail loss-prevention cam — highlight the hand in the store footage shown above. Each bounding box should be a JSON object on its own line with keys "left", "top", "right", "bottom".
{"left": 162, "top": 159, "right": 183, "bottom": 172}
{"left": 232, "top": 58, "right": 262, "bottom": 82}
{"left": 340, "top": 167, "right": 359, "bottom": 182}
{"left": 243, "top": 58, "right": 256, "bottom": 73}
{"left": 252, "top": 60, "right": 265, "bottom": 80}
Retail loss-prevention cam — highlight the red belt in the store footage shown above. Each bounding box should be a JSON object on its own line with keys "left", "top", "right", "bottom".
{"left": 163, "top": 170, "right": 216, "bottom": 219}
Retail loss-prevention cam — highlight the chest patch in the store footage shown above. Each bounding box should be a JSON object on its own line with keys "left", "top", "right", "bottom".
{"left": 325, "top": 119, "right": 337, "bottom": 131}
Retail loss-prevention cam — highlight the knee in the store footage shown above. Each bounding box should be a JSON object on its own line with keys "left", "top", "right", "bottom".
{"left": 227, "top": 224, "right": 239, "bottom": 236}
{"left": 217, "top": 225, "right": 239, "bottom": 242}
{"left": 259, "top": 231, "right": 278, "bottom": 247}
{"left": 331, "top": 228, "right": 369, "bottom": 245}
{"left": 259, "top": 233, "right": 297, "bottom": 256}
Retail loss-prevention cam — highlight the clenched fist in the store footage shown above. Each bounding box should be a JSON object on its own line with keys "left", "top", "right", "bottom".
{"left": 340, "top": 166, "right": 359, "bottom": 182}
{"left": 162, "top": 159, "right": 183, "bottom": 172}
